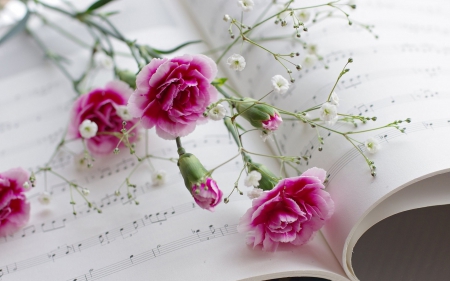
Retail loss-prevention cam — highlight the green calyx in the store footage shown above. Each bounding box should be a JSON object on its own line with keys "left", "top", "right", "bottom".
{"left": 117, "top": 69, "right": 137, "bottom": 89}
{"left": 178, "top": 153, "right": 208, "bottom": 191}
{"left": 248, "top": 161, "right": 279, "bottom": 191}
{"left": 236, "top": 98, "right": 279, "bottom": 129}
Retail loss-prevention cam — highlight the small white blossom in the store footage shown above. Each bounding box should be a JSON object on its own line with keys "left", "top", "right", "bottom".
{"left": 116, "top": 105, "right": 133, "bottom": 121}
{"left": 303, "top": 55, "right": 316, "bottom": 67}
{"left": 79, "top": 119, "right": 98, "bottom": 139}
{"left": 247, "top": 188, "right": 264, "bottom": 199}
{"left": 94, "top": 52, "right": 113, "bottom": 70}
{"left": 307, "top": 44, "right": 318, "bottom": 55}
{"left": 365, "top": 137, "right": 381, "bottom": 154}
{"left": 23, "top": 181, "right": 30, "bottom": 189}
{"left": 152, "top": 170, "right": 167, "bottom": 186}
{"left": 330, "top": 92, "right": 340, "bottom": 106}
{"left": 38, "top": 192, "right": 52, "bottom": 205}
{"left": 237, "top": 0, "right": 254, "bottom": 12}
{"left": 74, "top": 152, "right": 89, "bottom": 171}
{"left": 260, "top": 130, "right": 273, "bottom": 142}
{"left": 223, "top": 14, "right": 231, "bottom": 22}
{"left": 297, "top": 10, "right": 311, "bottom": 23}
{"left": 244, "top": 171, "right": 262, "bottom": 187}
{"left": 227, "top": 54, "right": 246, "bottom": 71}
{"left": 209, "top": 104, "right": 227, "bottom": 121}
{"left": 271, "top": 75, "right": 290, "bottom": 94}
{"left": 81, "top": 188, "right": 90, "bottom": 196}
{"left": 320, "top": 102, "right": 338, "bottom": 125}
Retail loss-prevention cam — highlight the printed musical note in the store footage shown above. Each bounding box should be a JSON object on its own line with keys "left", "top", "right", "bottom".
{"left": 67, "top": 224, "right": 238, "bottom": 281}
{"left": 41, "top": 219, "right": 66, "bottom": 232}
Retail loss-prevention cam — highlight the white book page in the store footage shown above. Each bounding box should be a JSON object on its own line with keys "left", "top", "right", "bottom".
{"left": 0, "top": 1, "right": 348, "bottom": 281}
{"left": 183, "top": 0, "right": 450, "bottom": 279}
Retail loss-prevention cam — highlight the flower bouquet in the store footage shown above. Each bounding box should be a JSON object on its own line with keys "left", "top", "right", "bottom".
{"left": 1, "top": 0, "right": 449, "bottom": 280}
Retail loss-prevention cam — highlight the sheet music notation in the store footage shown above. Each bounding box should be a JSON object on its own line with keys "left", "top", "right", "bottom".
{"left": 0, "top": 202, "right": 202, "bottom": 278}
{"left": 66, "top": 224, "right": 238, "bottom": 281}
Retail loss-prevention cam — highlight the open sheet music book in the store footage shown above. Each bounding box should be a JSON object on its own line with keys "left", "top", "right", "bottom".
{"left": 0, "top": 0, "right": 449, "bottom": 280}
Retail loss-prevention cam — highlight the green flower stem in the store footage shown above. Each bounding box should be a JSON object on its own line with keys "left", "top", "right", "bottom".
{"left": 26, "top": 28, "right": 81, "bottom": 94}
{"left": 326, "top": 59, "right": 351, "bottom": 101}
{"left": 345, "top": 123, "right": 397, "bottom": 135}
{"left": 242, "top": 148, "right": 299, "bottom": 162}
{"left": 224, "top": 84, "right": 243, "bottom": 98}
{"left": 216, "top": 36, "right": 240, "bottom": 64}
{"left": 272, "top": 135, "right": 288, "bottom": 178}
{"left": 208, "top": 151, "right": 241, "bottom": 175}
{"left": 34, "top": 13, "right": 91, "bottom": 48}
{"left": 344, "top": 135, "right": 372, "bottom": 167}
{"left": 249, "top": 1, "right": 335, "bottom": 31}
{"left": 46, "top": 169, "right": 96, "bottom": 212}
{"left": 35, "top": 0, "right": 73, "bottom": 16}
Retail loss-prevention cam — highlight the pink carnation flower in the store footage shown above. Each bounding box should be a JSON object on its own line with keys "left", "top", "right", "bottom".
{"left": 128, "top": 54, "right": 218, "bottom": 140}
{"left": 237, "top": 167, "right": 334, "bottom": 252}
{"left": 262, "top": 112, "right": 282, "bottom": 131}
{"left": 68, "top": 81, "right": 139, "bottom": 155}
{"left": 192, "top": 177, "right": 223, "bottom": 211}
{"left": 0, "top": 167, "right": 30, "bottom": 237}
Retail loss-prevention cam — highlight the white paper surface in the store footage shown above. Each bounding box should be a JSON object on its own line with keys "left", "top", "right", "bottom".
{"left": 0, "top": 1, "right": 349, "bottom": 280}
{"left": 184, "top": 0, "right": 450, "bottom": 279}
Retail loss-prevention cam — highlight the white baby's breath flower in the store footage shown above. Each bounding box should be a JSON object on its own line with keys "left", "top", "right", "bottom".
{"left": 38, "top": 192, "right": 52, "bottom": 205}
{"left": 330, "top": 92, "right": 340, "bottom": 106}
{"left": 23, "top": 181, "right": 30, "bottom": 189}
{"left": 81, "top": 188, "right": 90, "bottom": 196}
{"left": 79, "top": 119, "right": 98, "bottom": 139}
{"left": 237, "top": 0, "right": 254, "bottom": 12}
{"left": 244, "top": 170, "right": 262, "bottom": 187}
{"left": 247, "top": 188, "right": 264, "bottom": 199}
{"left": 209, "top": 104, "right": 227, "bottom": 121}
{"left": 297, "top": 10, "right": 311, "bottom": 23}
{"left": 152, "top": 170, "right": 167, "bottom": 186}
{"left": 320, "top": 102, "right": 338, "bottom": 125}
{"left": 260, "top": 130, "right": 273, "bottom": 142}
{"left": 365, "top": 137, "right": 381, "bottom": 154}
{"left": 227, "top": 54, "right": 246, "bottom": 71}
{"left": 74, "top": 152, "right": 89, "bottom": 171}
{"left": 116, "top": 105, "right": 133, "bottom": 121}
{"left": 94, "top": 52, "right": 113, "bottom": 70}
{"left": 303, "top": 55, "right": 316, "bottom": 68}
{"left": 306, "top": 44, "right": 318, "bottom": 55}
{"left": 223, "top": 14, "right": 231, "bottom": 22}
{"left": 271, "top": 75, "right": 290, "bottom": 94}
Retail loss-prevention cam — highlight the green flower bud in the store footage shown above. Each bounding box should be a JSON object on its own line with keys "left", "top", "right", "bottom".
{"left": 117, "top": 69, "right": 137, "bottom": 89}
{"left": 248, "top": 162, "right": 279, "bottom": 191}
{"left": 178, "top": 153, "right": 208, "bottom": 191}
{"left": 236, "top": 98, "right": 282, "bottom": 131}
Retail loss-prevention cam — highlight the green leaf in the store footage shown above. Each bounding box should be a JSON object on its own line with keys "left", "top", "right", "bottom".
{"left": 0, "top": 9, "right": 30, "bottom": 45}
{"left": 150, "top": 40, "right": 202, "bottom": 54}
{"left": 212, "top": 77, "right": 228, "bottom": 86}
{"left": 85, "top": 0, "right": 114, "bottom": 13}
{"left": 103, "top": 11, "right": 120, "bottom": 17}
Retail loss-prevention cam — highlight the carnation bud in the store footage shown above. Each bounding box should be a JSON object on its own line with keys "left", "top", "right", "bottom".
{"left": 178, "top": 153, "right": 209, "bottom": 192}
{"left": 178, "top": 152, "right": 223, "bottom": 211}
{"left": 117, "top": 69, "right": 137, "bottom": 89}
{"left": 248, "top": 161, "right": 279, "bottom": 191}
{"left": 235, "top": 98, "right": 282, "bottom": 131}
